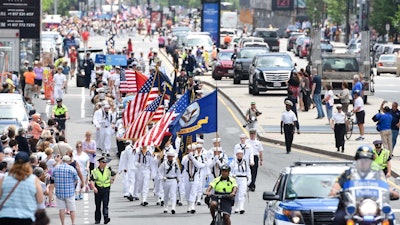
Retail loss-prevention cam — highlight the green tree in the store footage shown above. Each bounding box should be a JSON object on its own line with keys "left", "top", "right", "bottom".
{"left": 42, "top": 0, "right": 78, "bottom": 15}
{"left": 325, "top": 0, "right": 345, "bottom": 25}
{"left": 305, "top": 0, "right": 325, "bottom": 26}
{"left": 391, "top": 5, "right": 400, "bottom": 33}
{"left": 370, "top": 0, "right": 397, "bottom": 35}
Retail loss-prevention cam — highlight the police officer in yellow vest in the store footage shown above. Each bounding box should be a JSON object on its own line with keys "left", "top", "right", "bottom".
{"left": 90, "top": 157, "right": 116, "bottom": 224}
{"left": 205, "top": 164, "right": 237, "bottom": 225}
{"left": 373, "top": 140, "right": 392, "bottom": 178}
{"left": 51, "top": 98, "right": 69, "bottom": 135}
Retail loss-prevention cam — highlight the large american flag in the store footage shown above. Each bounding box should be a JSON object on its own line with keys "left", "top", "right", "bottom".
{"left": 123, "top": 94, "right": 163, "bottom": 139}
{"left": 119, "top": 70, "right": 147, "bottom": 94}
{"left": 122, "top": 73, "right": 159, "bottom": 127}
{"left": 134, "top": 91, "right": 190, "bottom": 148}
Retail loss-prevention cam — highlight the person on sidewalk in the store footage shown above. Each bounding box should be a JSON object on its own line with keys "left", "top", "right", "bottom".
{"left": 383, "top": 101, "right": 400, "bottom": 151}
{"left": 330, "top": 104, "right": 347, "bottom": 152}
{"left": 244, "top": 102, "right": 262, "bottom": 130}
{"left": 373, "top": 105, "right": 393, "bottom": 153}
{"left": 90, "top": 157, "right": 116, "bottom": 224}
{"left": 323, "top": 84, "right": 334, "bottom": 124}
{"left": 52, "top": 155, "right": 79, "bottom": 225}
{"left": 336, "top": 82, "right": 350, "bottom": 114}
{"left": 310, "top": 68, "right": 325, "bottom": 119}
{"left": 285, "top": 90, "right": 300, "bottom": 131}
{"left": 351, "top": 90, "right": 365, "bottom": 141}
{"left": 372, "top": 140, "right": 392, "bottom": 178}
{"left": 280, "top": 100, "right": 299, "bottom": 154}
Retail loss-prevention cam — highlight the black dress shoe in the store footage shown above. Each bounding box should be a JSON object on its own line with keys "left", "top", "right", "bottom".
{"left": 196, "top": 202, "right": 201, "bottom": 206}
{"left": 171, "top": 209, "right": 175, "bottom": 214}
{"left": 134, "top": 197, "right": 139, "bottom": 200}
{"left": 160, "top": 201, "right": 164, "bottom": 206}
{"left": 106, "top": 154, "right": 110, "bottom": 157}
{"left": 164, "top": 210, "right": 168, "bottom": 213}
{"left": 191, "top": 209, "right": 196, "bottom": 214}
{"left": 127, "top": 196, "right": 134, "bottom": 201}
{"left": 156, "top": 202, "right": 160, "bottom": 205}
{"left": 240, "top": 210, "right": 245, "bottom": 214}
{"left": 142, "top": 202, "right": 148, "bottom": 206}
{"left": 104, "top": 218, "right": 111, "bottom": 224}
{"left": 95, "top": 221, "right": 100, "bottom": 224}
{"left": 187, "top": 210, "right": 190, "bottom": 213}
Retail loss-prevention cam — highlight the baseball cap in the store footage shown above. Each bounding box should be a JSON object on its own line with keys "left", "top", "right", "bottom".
{"left": 98, "top": 157, "right": 111, "bottom": 163}
{"left": 15, "top": 151, "right": 29, "bottom": 164}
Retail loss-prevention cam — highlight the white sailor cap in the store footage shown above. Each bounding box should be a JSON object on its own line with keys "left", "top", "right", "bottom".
{"left": 213, "top": 147, "right": 223, "bottom": 152}
{"left": 285, "top": 100, "right": 293, "bottom": 106}
{"left": 212, "top": 137, "right": 221, "bottom": 143}
{"left": 239, "top": 133, "right": 247, "bottom": 138}
{"left": 196, "top": 143, "right": 203, "bottom": 148}
{"left": 103, "top": 104, "right": 111, "bottom": 108}
{"left": 166, "top": 151, "right": 176, "bottom": 157}
{"left": 236, "top": 149, "right": 244, "bottom": 154}
{"left": 187, "top": 144, "right": 193, "bottom": 150}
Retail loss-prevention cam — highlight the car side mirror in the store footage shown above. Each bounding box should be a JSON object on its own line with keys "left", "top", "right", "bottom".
{"left": 263, "top": 191, "right": 279, "bottom": 201}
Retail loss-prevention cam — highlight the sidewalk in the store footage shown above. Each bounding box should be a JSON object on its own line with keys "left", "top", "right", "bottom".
{"left": 158, "top": 48, "right": 400, "bottom": 179}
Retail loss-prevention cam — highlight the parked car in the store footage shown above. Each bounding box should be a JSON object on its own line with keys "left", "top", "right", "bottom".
{"left": 233, "top": 47, "right": 269, "bottom": 84}
{"left": 238, "top": 37, "right": 265, "bottom": 49}
{"left": 248, "top": 52, "right": 295, "bottom": 95}
{"left": 387, "top": 44, "right": 400, "bottom": 54}
{"left": 243, "top": 42, "right": 269, "bottom": 48}
{"left": 252, "top": 28, "right": 280, "bottom": 52}
{"left": 263, "top": 161, "right": 351, "bottom": 225}
{"left": 284, "top": 25, "right": 300, "bottom": 38}
{"left": 373, "top": 44, "right": 391, "bottom": 66}
{"left": 212, "top": 49, "right": 235, "bottom": 80}
{"left": 183, "top": 33, "right": 214, "bottom": 54}
{"left": 320, "top": 41, "right": 333, "bottom": 53}
{"left": 293, "top": 36, "right": 309, "bottom": 56}
{"left": 287, "top": 32, "right": 303, "bottom": 51}
{"left": 376, "top": 54, "right": 397, "bottom": 75}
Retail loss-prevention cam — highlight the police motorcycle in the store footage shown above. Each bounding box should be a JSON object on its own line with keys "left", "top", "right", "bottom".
{"left": 340, "top": 154, "right": 394, "bottom": 225}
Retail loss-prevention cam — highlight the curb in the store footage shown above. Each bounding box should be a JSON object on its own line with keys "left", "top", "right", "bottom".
{"left": 159, "top": 47, "right": 399, "bottom": 177}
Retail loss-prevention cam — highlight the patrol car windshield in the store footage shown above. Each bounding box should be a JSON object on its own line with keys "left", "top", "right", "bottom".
{"left": 285, "top": 174, "right": 337, "bottom": 199}
{"left": 0, "top": 105, "right": 28, "bottom": 122}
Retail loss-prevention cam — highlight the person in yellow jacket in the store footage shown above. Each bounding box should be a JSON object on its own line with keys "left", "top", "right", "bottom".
{"left": 90, "top": 157, "right": 116, "bottom": 224}
{"left": 372, "top": 140, "right": 391, "bottom": 178}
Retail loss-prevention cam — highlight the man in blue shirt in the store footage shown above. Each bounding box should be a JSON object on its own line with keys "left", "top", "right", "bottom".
{"left": 381, "top": 101, "right": 400, "bottom": 150}
{"left": 53, "top": 155, "right": 79, "bottom": 225}
{"left": 310, "top": 68, "right": 325, "bottom": 119}
{"left": 374, "top": 106, "right": 393, "bottom": 154}
{"left": 351, "top": 74, "right": 363, "bottom": 98}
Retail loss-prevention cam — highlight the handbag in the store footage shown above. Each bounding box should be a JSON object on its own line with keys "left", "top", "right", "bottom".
{"left": 0, "top": 180, "right": 21, "bottom": 210}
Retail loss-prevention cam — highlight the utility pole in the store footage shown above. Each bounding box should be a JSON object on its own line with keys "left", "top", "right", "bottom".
{"left": 345, "top": 0, "right": 350, "bottom": 44}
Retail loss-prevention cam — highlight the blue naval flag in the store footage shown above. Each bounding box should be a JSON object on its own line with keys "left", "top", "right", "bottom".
{"left": 170, "top": 89, "right": 218, "bottom": 136}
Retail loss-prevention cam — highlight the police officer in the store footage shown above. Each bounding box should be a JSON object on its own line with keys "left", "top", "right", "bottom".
{"left": 159, "top": 151, "right": 181, "bottom": 214}
{"left": 330, "top": 104, "right": 347, "bottom": 152}
{"left": 246, "top": 128, "right": 263, "bottom": 191}
{"left": 230, "top": 149, "right": 251, "bottom": 214}
{"left": 205, "top": 165, "right": 237, "bottom": 225}
{"left": 373, "top": 140, "right": 392, "bottom": 177}
{"left": 181, "top": 143, "right": 205, "bottom": 213}
{"left": 90, "top": 157, "right": 116, "bottom": 224}
{"left": 280, "top": 100, "right": 298, "bottom": 154}
{"left": 51, "top": 98, "right": 69, "bottom": 136}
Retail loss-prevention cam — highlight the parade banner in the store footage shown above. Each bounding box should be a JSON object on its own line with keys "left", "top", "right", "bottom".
{"left": 95, "top": 54, "right": 106, "bottom": 64}
{"left": 105, "top": 54, "right": 127, "bottom": 66}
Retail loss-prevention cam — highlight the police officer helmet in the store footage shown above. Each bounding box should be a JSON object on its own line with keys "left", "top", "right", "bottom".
{"left": 354, "top": 145, "right": 374, "bottom": 160}
{"left": 220, "top": 164, "right": 231, "bottom": 171}
{"left": 56, "top": 98, "right": 63, "bottom": 103}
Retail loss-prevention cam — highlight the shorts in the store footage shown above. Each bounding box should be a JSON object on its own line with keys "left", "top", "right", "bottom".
{"left": 56, "top": 196, "right": 76, "bottom": 211}
{"left": 211, "top": 196, "right": 234, "bottom": 215}
{"left": 70, "top": 62, "right": 76, "bottom": 70}
{"left": 34, "top": 79, "right": 42, "bottom": 86}
{"left": 356, "top": 110, "right": 365, "bottom": 124}
{"left": 158, "top": 43, "right": 165, "bottom": 48}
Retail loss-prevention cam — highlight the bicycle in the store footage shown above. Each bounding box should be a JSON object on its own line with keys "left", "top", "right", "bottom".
{"left": 345, "top": 112, "right": 354, "bottom": 140}
{"left": 209, "top": 194, "right": 232, "bottom": 225}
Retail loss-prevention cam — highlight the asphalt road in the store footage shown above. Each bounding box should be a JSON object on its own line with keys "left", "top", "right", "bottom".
{"left": 33, "top": 33, "right": 400, "bottom": 225}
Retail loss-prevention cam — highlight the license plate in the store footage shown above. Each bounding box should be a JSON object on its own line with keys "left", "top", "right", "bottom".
{"left": 273, "top": 82, "right": 281, "bottom": 87}
{"left": 228, "top": 70, "right": 234, "bottom": 73}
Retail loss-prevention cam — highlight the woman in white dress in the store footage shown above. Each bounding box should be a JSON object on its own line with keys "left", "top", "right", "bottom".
{"left": 73, "top": 140, "right": 90, "bottom": 200}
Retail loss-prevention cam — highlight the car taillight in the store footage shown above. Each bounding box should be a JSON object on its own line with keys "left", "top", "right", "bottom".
{"left": 378, "top": 62, "right": 383, "bottom": 67}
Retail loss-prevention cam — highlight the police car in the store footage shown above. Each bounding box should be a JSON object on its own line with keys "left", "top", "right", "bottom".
{"left": 0, "top": 94, "right": 32, "bottom": 132}
{"left": 263, "top": 161, "right": 352, "bottom": 225}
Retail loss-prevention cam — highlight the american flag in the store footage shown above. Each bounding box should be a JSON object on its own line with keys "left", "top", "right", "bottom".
{"left": 122, "top": 73, "right": 159, "bottom": 127}
{"left": 134, "top": 91, "right": 190, "bottom": 148}
{"left": 119, "top": 70, "right": 147, "bottom": 94}
{"left": 123, "top": 94, "right": 163, "bottom": 139}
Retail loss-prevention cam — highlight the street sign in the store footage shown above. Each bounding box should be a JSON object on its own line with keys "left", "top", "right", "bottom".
{"left": 386, "top": 23, "right": 390, "bottom": 31}
{"left": 0, "top": 0, "right": 41, "bottom": 39}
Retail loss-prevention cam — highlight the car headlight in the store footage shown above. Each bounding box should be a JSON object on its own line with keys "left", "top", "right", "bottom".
{"left": 359, "top": 199, "right": 378, "bottom": 216}
{"left": 283, "top": 209, "right": 302, "bottom": 224}
{"left": 214, "top": 62, "right": 221, "bottom": 67}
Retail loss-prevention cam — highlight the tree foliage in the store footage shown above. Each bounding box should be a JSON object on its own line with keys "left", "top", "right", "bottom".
{"left": 325, "top": 0, "right": 346, "bottom": 25}
{"left": 305, "top": 0, "right": 325, "bottom": 26}
{"left": 42, "top": 0, "right": 78, "bottom": 15}
{"left": 370, "top": 0, "right": 397, "bottom": 35}
{"left": 391, "top": 5, "right": 400, "bottom": 32}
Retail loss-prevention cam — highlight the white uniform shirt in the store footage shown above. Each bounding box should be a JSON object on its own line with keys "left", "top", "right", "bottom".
{"left": 281, "top": 110, "right": 298, "bottom": 124}
{"left": 233, "top": 143, "right": 254, "bottom": 165}
{"left": 92, "top": 108, "right": 103, "bottom": 128}
{"left": 158, "top": 159, "right": 181, "bottom": 179}
{"left": 134, "top": 150, "right": 153, "bottom": 169}
{"left": 53, "top": 73, "right": 66, "bottom": 86}
{"left": 111, "top": 73, "right": 120, "bottom": 86}
{"left": 246, "top": 139, "right": 263, "bottom": 157}
{"left": 332, "top": 111, "right": 346, "bottom": 124}
{"left": 181, "top": 153, "right": 205, "bottom": 181}
{"left": 102, "top": 70, "right": 111, "bottom": 84}
{"left": 230, "top": 158, "right": 251, "bottom": 179}
{"left": 354, "top": 96, "right": 365, "bottom": 112}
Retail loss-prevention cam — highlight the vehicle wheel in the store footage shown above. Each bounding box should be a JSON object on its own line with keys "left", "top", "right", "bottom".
{"left": 214, "top": 75, "right": 222, "bottom": 80}
{"left": 252, "top": 80, "right": 259, "bottom": 95}
{"left": 248, "top": 83, "right": 252, "bottom": 94}
{"left": 346, "top": 121, "right": 353, "bottom": 140}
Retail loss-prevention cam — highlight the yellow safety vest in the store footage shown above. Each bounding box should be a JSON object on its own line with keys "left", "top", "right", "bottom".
{"left": 92, "top": 166, "right": 112, "bottom": 188}
{"left": 373, "top": 149, "right": 390, "bottom": 170}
